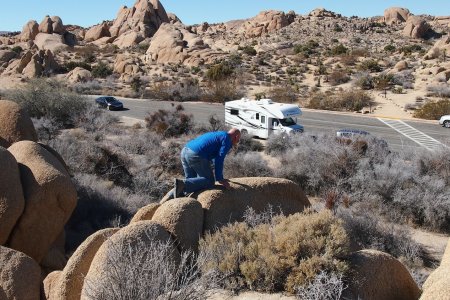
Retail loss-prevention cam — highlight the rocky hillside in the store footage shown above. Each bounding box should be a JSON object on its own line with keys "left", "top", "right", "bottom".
{"left": 0, "top": 1, "right": 449, "bottom": 116}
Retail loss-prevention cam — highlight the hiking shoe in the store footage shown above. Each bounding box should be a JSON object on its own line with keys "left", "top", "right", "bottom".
{"left": 160, "top": 188, "right": 175, "bottom": 204}
{"left": 174, "top": 178, "right": 185, "bottom": 198}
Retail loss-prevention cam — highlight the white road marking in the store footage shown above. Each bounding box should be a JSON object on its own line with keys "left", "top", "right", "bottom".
{"left": 378, "top": 118, "right": 445, "bottom": 151}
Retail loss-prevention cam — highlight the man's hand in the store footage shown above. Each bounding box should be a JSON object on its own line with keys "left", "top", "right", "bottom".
{"left": 218, "top": 179, "right": 231, "bottom": 189}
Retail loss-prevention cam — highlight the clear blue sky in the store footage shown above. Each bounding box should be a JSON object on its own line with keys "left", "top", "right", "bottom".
{"left": 0, "top": 0, "right": 449, "bottom": 32}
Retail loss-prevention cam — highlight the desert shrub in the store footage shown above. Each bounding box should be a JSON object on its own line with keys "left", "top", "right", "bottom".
{"left": 393, "top": 70, "right": 415, "bottom": 89}
{"left": 224, "top": 152, "right": 272, "bottom": 178}
{"left": 338, "top": 208, "right": 424, "bottom": 266}
{"left": 11, "top": 45, "right": 22, "bottom": 53}
{"left": 206, "top": 62, "right": 234, "bottom": 81}
{"left": 413, "top": 99, "right": 450, "bottom": 119}
{"left": 353, "top": 72, "right": 374, "bottom": 90}
{"left": 199, "top": 209, "right": 349, "bottom": 293}
{"left": 330, "top": 44, "right": 348, "bottom": 56}
{"left": 32, "top": 117, "right": 63, "bottom": 142}
{"left": 359, "top": 59, "right": 382, "bottom": 73}
{"left": 92, "top": 61, "right": 113, "bottom": 78}
{"left": 203, "top": 79, "right": 245, "bottom": 103}
{"left": 340, "top": 54, "right": 358, "bottom": 66}
{"left": 296, "top": 271, "right": 346, "bottom": 300}
{"left": 65, "top": 173, "right": 146, "bottom": 252}
{"left": 267, "top": 84, "right": 298, "bottom": 103}
{"left": 4, "top": 78, "right": 89, "bottom": 128}
{"left": 234, "top": 133, "right": 264, "bottom": 153}
{"left": 400, "top": 44, "right": 422, "bottom": 55}
{"left": 64, "top": 60, "right": 92, "bottom": 71}
{"left": 384, "top": 44, "right": 396, "bottom": 52}
{"left": 294, "top": 40, "right": 319, "bottom": 56}
{"left": 75, "top": 104, "right": 120, "bottom": 134}
{"left": 329, "top": 70, "right": 350, "bottom": 86}
{"left": 426, "top": 85, "right": 450, "bottom": 98}
{"left": 146, "top": 79, "right": 203, "bottom": 102}
{"left": 145, "top": 105, "right": 194, "bottom": 138}
{"left": 83, "top": 227, "right": 217, "bottom": 300}
{"left": 239, "top": 45, "right": 257, "bottom": 56}
{"left": 373, "top": 73, "right": 394, "bottom": 90}
{"left": 307, "top": 90, "right": 373, "bottom": 112}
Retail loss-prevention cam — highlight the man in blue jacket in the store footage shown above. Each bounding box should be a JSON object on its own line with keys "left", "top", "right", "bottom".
{"left": 164, "top": 128, "right": 241, "bottom": 201}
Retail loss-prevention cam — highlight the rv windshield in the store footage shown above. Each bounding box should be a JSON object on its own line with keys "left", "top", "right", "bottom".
{"left": 279, "top": 117, "right": 296, "bottom": 126}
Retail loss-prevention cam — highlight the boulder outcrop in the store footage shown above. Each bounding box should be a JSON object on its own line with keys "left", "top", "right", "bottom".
{"left": 34, "top": 33, "right": 68, "bottom": 52}
{"left": 240, "top": 10, "right": 296, "bottom": 38}
{"left": 0, "top": 100, "right": 37, "bottom": 148}
{"left": 130, "top": 202, "right": 160, "bottom": 223}
{"left": 197, "top": 177, "right": 310, "bottom": 233}
{"left": 384, "top": 7, "right": 411, "bottom": 25}
{"left": 66, "top": 67, "right": 93, "bottom": 83}
{"left": 0, "top": 147, "right": 24, "bottom": 245}
{"left": 84, "top": 23, "right": 110, "bottom": 42}
{"left": 308, "top": 8, "right": 339, "bottom": 18}
{"left": 403, "top": 16, "right": 432, "bottom": 39}
{"left": 0, "top": 246, "right": 41, "bottom": 300}
{"left": 345, "top": 249, "right": 421, "bottom": 300}
{"left": 424, "top": 36, "right": 450, "bottom": 60}
{"left": 0, "top": 50, "right": 16, "bottom": 64}
{"left": 7, "top": 141, "right": 77, "bottom": 263}
{"left": 109, "top": 0, "right": 169, "bottom": 39}
{"left": 46, "top": 228, "right": 119, "bottom": 300}
{"left": 20, "top": 20, "right": 39, "bottom": 41}
{"left": 22, "top": 49, "right": 59, "bottom": 78}
{"left": 152, "top": 197, "right": 203, "bottom": 251}
{"left": 420, "top": 239, "right": 450, "bottom": 299}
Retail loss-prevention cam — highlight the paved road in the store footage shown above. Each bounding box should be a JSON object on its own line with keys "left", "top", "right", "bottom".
{"left": 99, "top": 97, "right": 449, "bottom": 153}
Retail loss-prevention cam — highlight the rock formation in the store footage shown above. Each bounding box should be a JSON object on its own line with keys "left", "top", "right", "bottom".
{"left": 130, "top": 202, "right": 160, "bottom": 222}
{"left": 7, "top": 140, "right": 77, "bottom": 263}
{"left": 384, "top": 7, "right": 411, "bottom": 25}
{"left": 308, "top": 8, "right": 339, "bottom": 18}
{"left": 197, "top": 177, "right": 310, "bottom": 233}
{"left": 240, "top": 10, "right": 295, "bottom": 38}
{"left": 0, "top": 100, "right": 37, "bottom": 148}
{"left": 0, "top": 147, "right": 24, "bottom": 245}
{"left": 34, "top": 33, "right": 68, "bottom": 52}
{"left": 424, "top": 36, "right": 450, "bottom": 60}
{"left": 420, "top": 240, "right": 450, "bottom": 299}
{"left": 45, "top": 228, "right": 119, "bottom": 300}
{"left": 0, "top": 246, "right": 41, "bottom": 300}
{"left": 20, "top": 20, "right": 39, "bottom": 42}
{"left": 345, "top": 249, "right": 421, "bottom": 300}
{"left": 403, "top": 16, "right": 432, "bottom": 39}
{"left": 66, "top": 67, "right": 93, "bottom": 83}
{"left": 84, "top": 23, "right": 110, "bottom": 42}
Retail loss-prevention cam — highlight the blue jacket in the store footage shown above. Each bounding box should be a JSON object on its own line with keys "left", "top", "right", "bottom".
{"left": 186, "top": 131, "right": 232, "bottom": 181}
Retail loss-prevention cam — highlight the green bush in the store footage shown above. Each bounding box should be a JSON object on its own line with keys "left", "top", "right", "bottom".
{"left": 384, "top": 44, "right": 396, "bottom": 52}
{"left": 359, "top": 59, "right": 382, "bottom": 73}
{"left": 239, "top": 45, "right": 257, "bottom": 56}
{"left": 206, "top": 62, "right": 234, "bottom": 81}
{"left": 413, "top": 99, "right": 450, "bottom": 119}
{"left": 145, "top": 105, "right": 194, "bottom": 137}
{"left": 307, "top": 90, "right": 373, "bottom": 112}
{"left": 3, "top": 78, "right": 88, "bottom": 127}
{"left": 11, "top": 46, "right": 22, "bottom": 54}
{"left": 199, "top": 209, "right": 349, "bottom": 293}
{"left": 329, "top": 70, "right": 350, "bottom": 86}
{"left": 64, "top": 61, "right": 92, "bottom": 71}
{"left": 92, "top": 62, "right": 113, "bottom": 78}
{"left": 330, "top": 44, "right": 348, "bottom": 56}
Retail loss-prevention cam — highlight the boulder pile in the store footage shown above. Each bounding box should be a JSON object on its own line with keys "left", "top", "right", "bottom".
{"left": 0, "top": 100, "right": 77, "bottom": 299}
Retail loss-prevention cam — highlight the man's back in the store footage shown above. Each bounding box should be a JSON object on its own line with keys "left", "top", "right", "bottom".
{"left": 186, "top": 131, "right": 231, "bottom": 160}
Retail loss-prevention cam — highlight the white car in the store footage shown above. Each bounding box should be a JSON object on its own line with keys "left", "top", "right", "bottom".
{"left": 439, "top": 115, "right": 450, "bottom": 128}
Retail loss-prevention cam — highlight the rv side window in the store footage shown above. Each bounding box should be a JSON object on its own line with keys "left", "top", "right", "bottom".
{"left": 255, "top": 113, "right": 259, "bottom": 120}
{"left": 230, "top": 109, "right": 239, "bottom": 115}
{"left": 261, "top": 115, "right": 266, "bottom": 124}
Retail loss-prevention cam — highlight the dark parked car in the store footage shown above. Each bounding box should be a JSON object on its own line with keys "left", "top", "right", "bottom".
{"left": 95, "top": 96, "right": 124, "bottom": 110}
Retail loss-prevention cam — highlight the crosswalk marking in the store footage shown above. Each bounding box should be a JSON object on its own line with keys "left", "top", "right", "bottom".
{"left": 378, "top": 118, "right": 445, "bottom": 151}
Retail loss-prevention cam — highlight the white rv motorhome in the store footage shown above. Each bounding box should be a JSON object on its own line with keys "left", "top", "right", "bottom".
{"left": 225, "top": 98, "right": 304, "bottom": 139}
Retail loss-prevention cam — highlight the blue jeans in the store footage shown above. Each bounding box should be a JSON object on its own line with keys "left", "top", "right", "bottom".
{"left": 181, "top": 147, "right": 215, "bottom": 193}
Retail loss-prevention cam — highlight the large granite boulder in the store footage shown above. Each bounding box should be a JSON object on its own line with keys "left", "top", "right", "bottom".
{"left": 403, "top": 16, "right": 432, "bottom": 39}
{"left": 197, "top": 177, "right": 310, "bottom": 233}
{"left": 384, "top": 7, "right": 411, "bottom": 25}
{"left": 130, "top": 202, "right": 160, "bottom": 223}
{"left": 152, "top": 197, "right": 203, "bottom": 252}
{"left": 424, "top": 36, "right": 450, "bottom": 60}
{"left": 84, "top": 23, "right": 110, "bottom": 42}
{"left": 420, "top": 240, "right": 450, "bottom": 299}
{"left": 240, "top": 10, "right": 296, "bottom": 38}
{"left": 0, "top": 50, "right": 16, "bottom": 64}
{"left": 46, "top": 228, "right": 119, "bottom": 300}
{"left": 66, "top": 67, "right": 93, "bottom": 83}
{"left": 0, "top": 246, "right": 41, "bottom": 300}
{"left": 0, "top": 147, "right": 24, "bottom": 245}
{"left": 344, "top": 249, "right": 421, "bottom": 300}
{"left": 7, "top": 141, "right": 77, "bottom": 263}
{"left": 0, "top": 100, "right": 37, "bottom": 148}
{"left": 20, "top": 20, "right": 39, "bottom": 41}
{"left": 34, "top": 33, "right": 68, "bottom": 52}
{"left": 109, "top": 0, "right": 169, "bottom": 38}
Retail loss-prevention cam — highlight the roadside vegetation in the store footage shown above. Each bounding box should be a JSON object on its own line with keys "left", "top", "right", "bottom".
{"left": 3, "top": 79, "right": 447, "bottom": 294}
